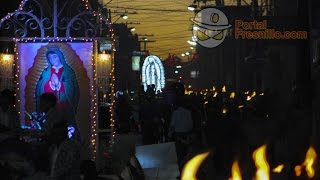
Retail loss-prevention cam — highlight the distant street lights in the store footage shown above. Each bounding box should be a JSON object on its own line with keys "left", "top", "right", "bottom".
{"left": 187, "top": 4, "right": 197, "bottom": 11}
{"left": 129, "top": 27, "right": 136, "bottom": 32}
{"left": 121, "top": 14, "right": 128, "bottom": 19}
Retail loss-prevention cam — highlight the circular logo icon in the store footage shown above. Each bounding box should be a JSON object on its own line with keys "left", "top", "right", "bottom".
{"left": 191, "top": 8, "right": 231, "bottom": 48}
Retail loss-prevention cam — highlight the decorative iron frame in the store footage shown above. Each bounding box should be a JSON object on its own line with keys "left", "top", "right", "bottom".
{"left": 0, "top": 0, "right": 110, "bottom": 39}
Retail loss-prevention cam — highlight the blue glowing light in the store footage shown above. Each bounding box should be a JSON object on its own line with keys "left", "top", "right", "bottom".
{"left": 67, "top": 126, "right": 75, "bottom": 139}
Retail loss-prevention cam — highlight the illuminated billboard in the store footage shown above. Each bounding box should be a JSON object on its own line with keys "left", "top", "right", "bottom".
{"left": 132, "top": 56, "right": 141, "bottom": 71}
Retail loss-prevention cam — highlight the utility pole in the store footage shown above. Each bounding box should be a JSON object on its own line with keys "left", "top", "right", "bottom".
{"left": 137, "top": 34, "right": 155, "bottom": 51}
{"left": 138, "top": 38, "right": 156, "bottom": 51}
{"left": 237, "top": 0, "right": 241, "bottom": 6}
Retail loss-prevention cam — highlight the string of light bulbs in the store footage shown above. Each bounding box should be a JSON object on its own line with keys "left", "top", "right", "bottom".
{"left": 91, "top": 41, "right": 98, "bottom": 160}
{"left": 108, "top": 17, "right": 116, "bottom": 155}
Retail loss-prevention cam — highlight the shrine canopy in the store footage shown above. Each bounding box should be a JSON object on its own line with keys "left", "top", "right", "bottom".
{"left": 0, "top": 0, "right": 113, "bottom": 161}
{"left": 0, "top": 0, "right": 110, "bottom": 42}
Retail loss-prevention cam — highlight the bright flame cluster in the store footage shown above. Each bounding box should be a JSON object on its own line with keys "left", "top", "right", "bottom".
{"left": 295, "top": 146, "right": 317, "bottom": 178}
{"left": 181, "top": 152, "right": 209, "bottom": 180}
{"left": 252, "top": 145, "right": 270, "bottom": 180}
{"left": 182, "top": 145, "right": 318, "bottom": 180}
{"left": 229, "top": 161, "right": 242, "bottom": 180}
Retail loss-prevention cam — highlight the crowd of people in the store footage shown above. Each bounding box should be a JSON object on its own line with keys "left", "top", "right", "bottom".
{"left": 0, "top": 89, "right": 80, "bottom": 179}
{"left": 0, "top": 79, "right": 314, "bottom": 179}
{"left": 113, "top": 82, "right": 313, "bottom": 179}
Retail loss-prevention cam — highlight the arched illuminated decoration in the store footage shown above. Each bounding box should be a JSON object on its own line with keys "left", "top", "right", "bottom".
{"left": 141, "top": 55, "right": 165, "bottom": 93}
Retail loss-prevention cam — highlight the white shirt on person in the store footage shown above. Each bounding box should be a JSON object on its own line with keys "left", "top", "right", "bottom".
{"left": 170, "top": 107, "right": 193, "bottom": 133}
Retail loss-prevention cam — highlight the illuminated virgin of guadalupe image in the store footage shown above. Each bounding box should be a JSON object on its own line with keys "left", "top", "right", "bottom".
{"left": 35, "top": 47, "right": 80, "bottom": 115}
{"left": 141, "top": 55, "right": 165, "bottom": 93}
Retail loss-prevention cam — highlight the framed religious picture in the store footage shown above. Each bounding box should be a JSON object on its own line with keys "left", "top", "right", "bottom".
{"left": 18, "top": 42, "right": 93, "bottom": 157}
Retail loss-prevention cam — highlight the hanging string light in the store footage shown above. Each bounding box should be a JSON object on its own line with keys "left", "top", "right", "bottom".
{"left": 14, "top": 43, "right": 21, "bottom": 118}
{"left": 90, "top": 42, "right": 98, "bottom": 160}
{"left": 108, "top": 17, "right": 116, "bottom": 153}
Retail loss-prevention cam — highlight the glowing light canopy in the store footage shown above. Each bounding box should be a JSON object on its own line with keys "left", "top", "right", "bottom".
{"left": 141, "top": 55, "right": 165, "bottom": 93}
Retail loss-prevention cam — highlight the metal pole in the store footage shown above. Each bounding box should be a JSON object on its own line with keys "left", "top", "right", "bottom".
{"left": 54, "top": 0, "right": 57, "bottom": 38}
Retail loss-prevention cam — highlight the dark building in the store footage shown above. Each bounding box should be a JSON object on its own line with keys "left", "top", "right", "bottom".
{"left": 181, "top": 1, "right": 310, "bottom": 106}
{"left": 112, "top": 23, "right": 140, "bottom": 92}
{"left": 311, "top": 0, "right": 320, "bottom": 148}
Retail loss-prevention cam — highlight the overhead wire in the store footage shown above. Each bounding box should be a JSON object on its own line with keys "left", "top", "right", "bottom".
{"left": 106, "top": 0, "right": 196, "bottom": 56}
{"left": 107, "top": 7, "right": 189, "bottom": 13}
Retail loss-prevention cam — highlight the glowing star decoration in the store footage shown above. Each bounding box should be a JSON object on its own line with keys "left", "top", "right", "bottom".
{"left": 181, "top": 152, "right": 210, "bottom": 180}
{"left": 141, "top": 55, "right": 165, "bottom": 93}
{"left": 252, "top": 144, "right": 270, "bottom": 180}
{"left": 229, "top": 161, "right": 242, "bottom": 180}
{"left": 191, "top": 7, "right": 231, "bottom": 48}
{"left": 295, "top": 146, "right": 317, "bottom": 178}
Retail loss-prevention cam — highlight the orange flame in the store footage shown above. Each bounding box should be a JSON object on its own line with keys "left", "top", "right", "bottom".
{"left": 222, "top": 85, "right": 226, "bottom": 92}
{"left": 238, "top": 105, "right": 244, "bottom": 109}
{"left": 230, "top": 92, "right": 235, "bottom": 99}
{"left": 229, "top": 160, "right": 242, "bottom": 180}
{"left": 212, "top": 86, "right": 216, "bottom": 92}
{"left": 181, "top": 152, "right": 209, "bottom": 180}
{"left": 272, "top": 164, "right": 284, "bottom": 173}
{"left": 305, "top": 147, "right": 317, "bottom": 178}
{"left": 252, "top": 145, "right": 270, "bottom": 180}
{"left": 251, "top": 91, "right": 256, "bottom": 98}
{"left": 222, "top": 108, "right": 228, "bottom": 114}
{"left": 294, "top": 165, "right": 303, "bottom": 177}
{"left": 295, "top": 146, "right": 317, "bottom": 178}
